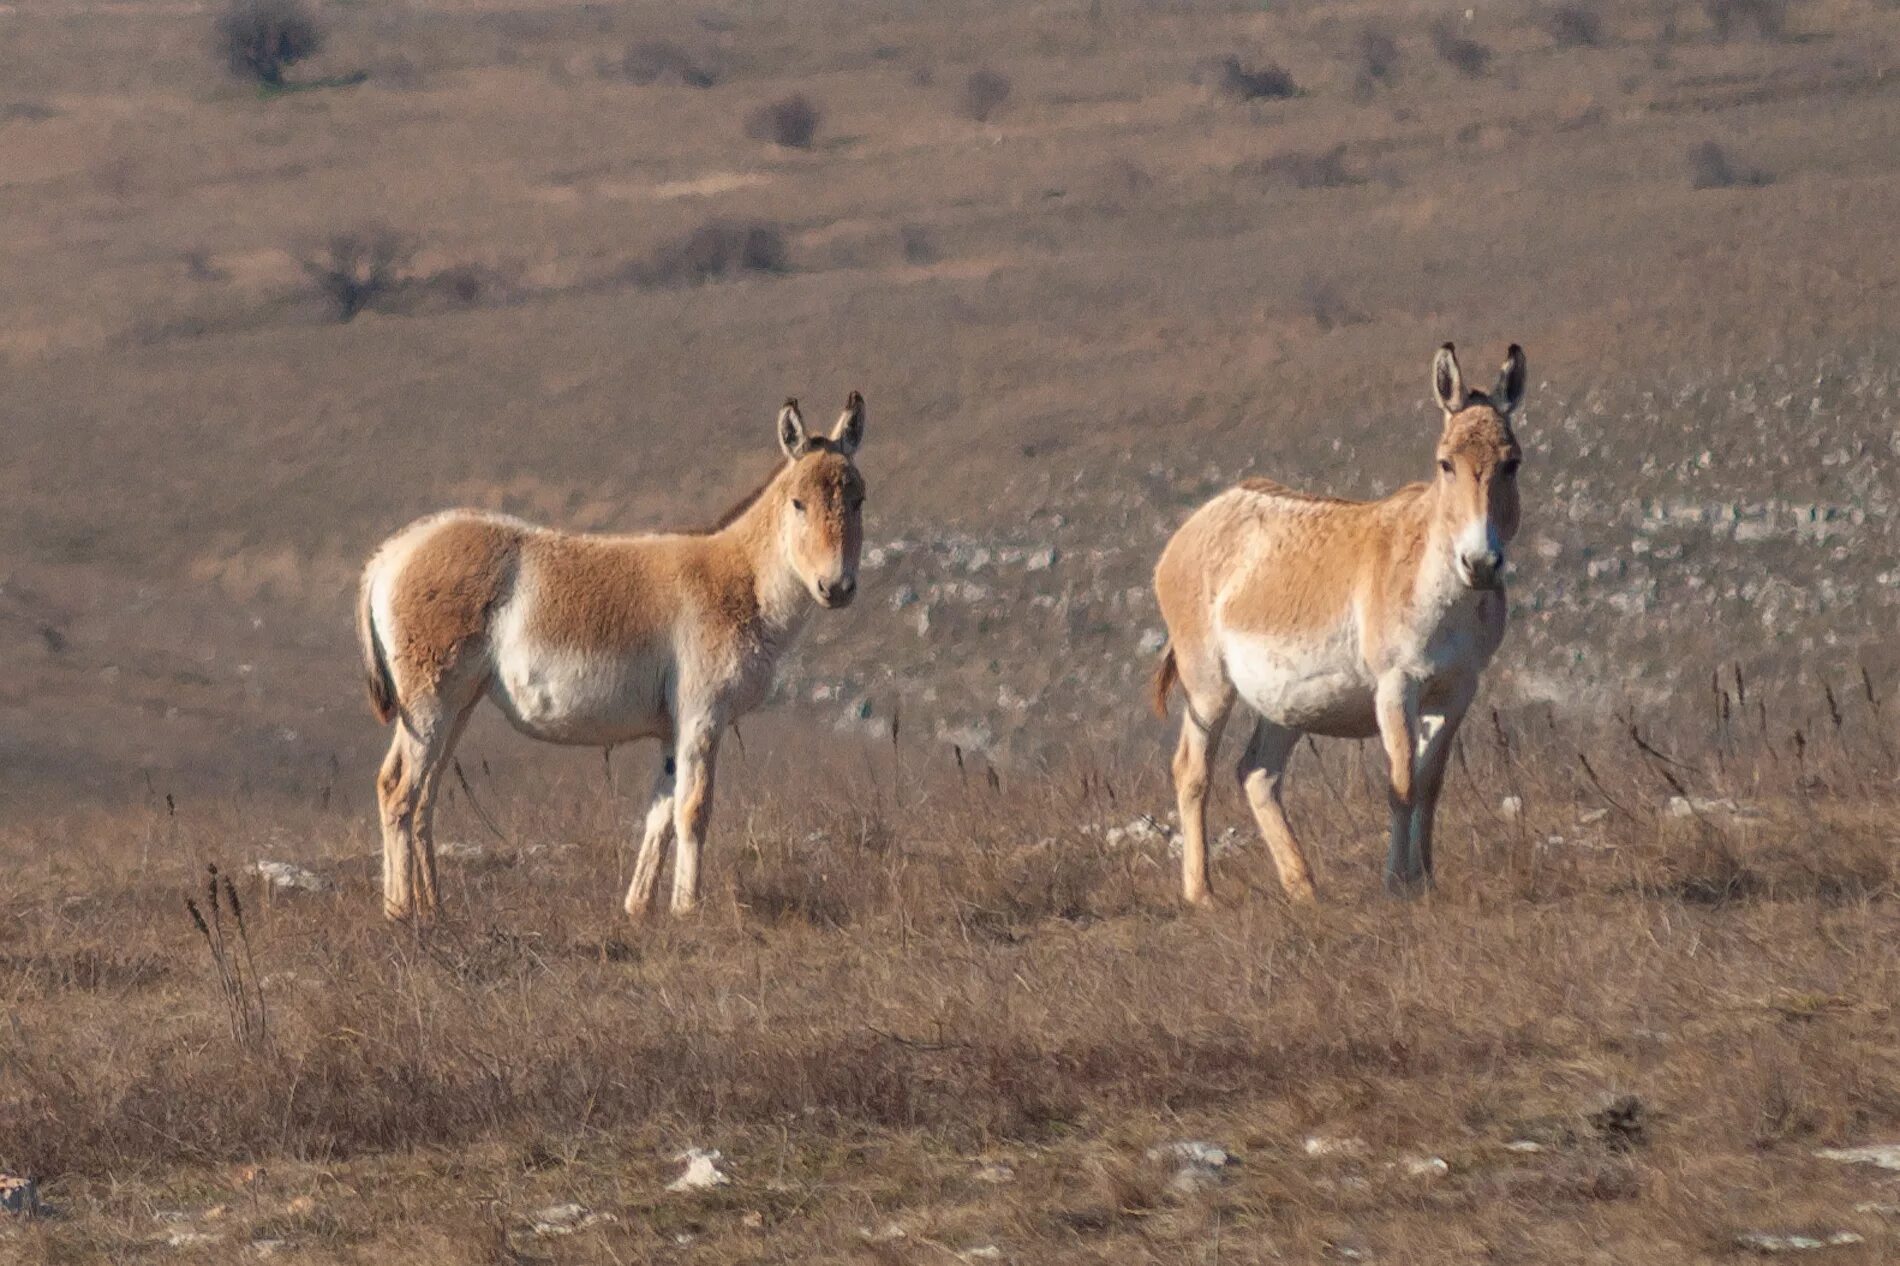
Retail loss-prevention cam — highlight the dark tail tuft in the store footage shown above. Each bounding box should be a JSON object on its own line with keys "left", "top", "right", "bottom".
{"left": 1150, "top": 645, "right": 1179, "bottom": 719}
{"left": 357, "top": 572, "right": 397, "bottom": 725}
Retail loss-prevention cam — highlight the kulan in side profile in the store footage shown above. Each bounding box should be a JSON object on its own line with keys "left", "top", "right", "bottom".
{"left": 1152, "top": 345, "right": 1527, "bottom": 903}
{"left": 356, "top": 393, "right": 867, "bottom": 924}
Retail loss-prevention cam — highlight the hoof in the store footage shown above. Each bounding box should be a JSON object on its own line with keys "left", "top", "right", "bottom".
{"left": 1285, "top": 882, "right": 1320, "bottom": 906}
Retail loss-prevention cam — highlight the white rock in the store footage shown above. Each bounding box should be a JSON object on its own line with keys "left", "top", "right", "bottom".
{"left": 1814, "top": 1142, "right": 1900, "bottom": 1171}
{"left": 1499, "top": 795, "right": 1523, "bottom": 820}
{"left": 165, "top": 1229, "right": 221, "bottom": 1248}
{"left": 1302, "top": 1135, "right": 1369, "bottom": 1159}
{"left": 1147, "top": 1140, "right": 1236, "bottom": 1192}
{"left": 252, "top": 861, "right": 331, "bottom": 893}
{"left": 1399, "top": 1154, "right": 1449, "bottom": 1178}
{"left": 667, "top": 1147, "right": 732, "bottom": 1192}
{"left": 960, "top": 1247, "right": 1004, "bottom": 1261}
{"left": 1854, "top": 1202, "right": 1900, "bottom": 1217}
{"left": 974, "top": 1162, "right": 1016, "bottom": 1184}
{"left": 1025, "top": 547, "right": 1058, "bottom": 572}
{"left": 530, "top": 1204, "right": 615, "bottom": 1236}
{"left": 1735, "top": 1230, "right": 1862, "bottom": 1253}
{"left": 1504, "top": 1140, "right": 1544, "bottom": 1153}
{"left": 1137, "top": 628, "right": 1168, "bottom": 655}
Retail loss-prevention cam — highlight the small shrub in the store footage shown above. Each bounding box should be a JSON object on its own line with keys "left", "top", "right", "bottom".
{"left": 1687, "top": 141, "right": 1771, "bottom": 188}
{"left": 1704, "top": 0, "right": 1787, "bottom": 39}
{"left": 1352, "top": 28, "right": 1401, "bottom": 94}
{"left": 745, "top": 94, "right": 821, "bottom": 149}
{"left": 1255, "top": 144, "right": 1362, "bottom": 189}
{"left": 899, "top": 225, "right": 937, "bottom": 266}
{"left": 300, "top": 228, "right": 413, "bottom": 322}
{"left": 1299, "top": 277, "right": 1363, "bottom": 332}
{"left": 1430, "top": 21, "right": 1493, "bottom": 76}
{"left": 1547, "top": 3, "right": 1607, "bottom": 46}
{"left": 961, "top": 67, "right": 1013, "bottom": 122}
{"left": 620, "top": 40, "right": 721, "bottom": 88}
{"left": 639, "top": 221, "right": 788, "bottom": 288}
{"left": 216, "top": 0, "right": 323, "bottom": 88}
{"left": 1214, "top": 56, "right": 1298, "bottom": 101}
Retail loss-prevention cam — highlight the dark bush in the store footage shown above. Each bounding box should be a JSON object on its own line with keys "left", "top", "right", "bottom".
{"left": 745, "top": 94, "right": 821, "bottom": 149}
{"left": 1430, "top": 21, "right": 1493, "bottom": 76}
{"left": 1214, "top": 56, "right": 1298, "bottom": 101}
{"left": 216, "top": 0, "right": 323, "bottom": 88}
{"left": 1352, "top": 28, "right": 1401, "bottom": 94}
{"left": 961, "top": 68, "right": 1013, "bottom": 122}
{"left": 620, "top": 40, "right": 721, "bottom": 88}
{"left": 640, "top": 221, "right": 788, "bottom": 288}
{"left": 1687, "top": 141, "right": 1771, "bottom": 189}
{"left": 300, "top": 229, "right": 413, "bottom": 322}
{"left": 1547, "top": 3, "right": 1607, "bottom": 46}
{"left": 899, "top": 225, "right": 937, "bottom": 266}
{"left": 1704, "top": 0, "right": 1787, "bottom": 39}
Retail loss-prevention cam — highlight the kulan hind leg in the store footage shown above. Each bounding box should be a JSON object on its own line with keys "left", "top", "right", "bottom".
{"left": 1170, "top": 669, "right": 1235, "bottom": 907}
{"left": 624, "top": 755, "right": 677, "bottom": 917}
{"left": 376, "top": 685, "right": 482, "bottom": 926}
{"left": 1236, "top": 719, "right": 1318, "bottom": 904}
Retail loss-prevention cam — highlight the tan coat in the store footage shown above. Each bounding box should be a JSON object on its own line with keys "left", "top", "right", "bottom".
{"left": 1152, "top": 345, "right": 1526, "bottom": 904}
{"left": 357, "top": 395, "right": 867, "bottom": 924}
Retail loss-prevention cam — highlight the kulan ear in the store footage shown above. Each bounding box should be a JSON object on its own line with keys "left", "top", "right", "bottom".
{"left": 1492, "top": 344, "right": 1527, "bottom": 416}
{"left": 1432, "top": 343, "right": 1467, "bottom": 414}
{"left": 776, "top": 398, "right": 808, "bottom": 459}
{"left": 830, "top": 390, "right": 865, "bottom": 455}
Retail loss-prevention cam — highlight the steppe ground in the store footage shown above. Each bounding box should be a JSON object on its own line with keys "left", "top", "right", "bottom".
{"left": 4, "top": 0, "right": 1900, "bottom": 1260}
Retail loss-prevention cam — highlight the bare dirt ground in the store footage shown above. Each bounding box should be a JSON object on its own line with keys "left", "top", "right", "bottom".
{"left": 3, "top": 0, "right": 1900, "bottom": 1260}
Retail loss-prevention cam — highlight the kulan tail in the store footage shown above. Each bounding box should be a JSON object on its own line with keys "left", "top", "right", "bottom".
{"left": 357, "top": 567, "right": 397, "bottom": 725}
{"left": 1149, "top": 645, "right": 1179, "bottom": 719}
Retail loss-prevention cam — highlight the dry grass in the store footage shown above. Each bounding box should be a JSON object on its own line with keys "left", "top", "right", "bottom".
{"left": 5, "top": 697, "right": 1900, "bottom": 1261}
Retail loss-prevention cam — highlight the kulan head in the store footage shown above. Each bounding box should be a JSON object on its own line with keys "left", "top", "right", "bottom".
{"left": 1430, "top": 343, "right": 1526, "bottom": 591}
{"left": 774, "top": 391, "right": 867, "bottom": 609}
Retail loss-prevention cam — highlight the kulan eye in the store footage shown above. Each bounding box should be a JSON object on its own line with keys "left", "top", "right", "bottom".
{"left": 791, "top": 498, "right": 806, "bottom": 513}
{"left": 1438, "top": 459, "right": 1454, "bottom": 475}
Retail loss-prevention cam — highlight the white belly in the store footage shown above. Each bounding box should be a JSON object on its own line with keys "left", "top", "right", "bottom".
{"left": 485, "top": 592, "right": 671, "bottom": 745}
{"left": 1220, "top": 628, "right": 1378, "bottom": 738}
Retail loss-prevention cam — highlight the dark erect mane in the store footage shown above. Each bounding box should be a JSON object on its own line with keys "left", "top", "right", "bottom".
{"left": 697, "top": 462, "right": 782, "bottom": 534}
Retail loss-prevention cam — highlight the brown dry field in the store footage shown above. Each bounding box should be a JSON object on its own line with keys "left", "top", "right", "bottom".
{"left": 4, "top": 0, "right": 1900, "bottom": 1260}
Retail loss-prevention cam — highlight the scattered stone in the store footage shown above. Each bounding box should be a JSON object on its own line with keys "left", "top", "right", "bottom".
{"left": 1499, "top": 795, "right": 1523, "bottom": 820}
{"left": 250, "top": 1240, "right": 290, "bottom": 1258}
{"left": 530, "top": 1203, "right": 616, "bottom": 1236}
{"left": 1504, "top": 1139, "right": 1545, "bottom": 1153}
{"left": 961, "top": 1248, "right": 1004, "bottom": 1262}
{"left": 165, "top": 1229, "right": 221, "bottom": 1248}
{"left": 1104, "top": 816, "right": 1170, "bottom": 848}
{"left": 0, "top": 1175, "right": 41, "bottom": 1217}
{"left": 1735, "top": 1230, "right": 1863, "bottom": 1253}
{"left": 1814, "top": 1143, "right": 1900, "bottom": 1171}
{"left": 1578, "top": 808, "right": 1611, "bottom": 826}
{"left": 860, "top": 1222, "right": 907, "bottom": 1242}
{"left": 252, "top": 861, "right": 331, "bottom": 893}
{"left": 1137, "top": 628, "right": 1168, "bottom": 655}
{"left": 667, "top": 1147, "right": 732, "bottom": 1192}
{"left": 1147, "top": 1140, "right": 1237, "bottom": 1192}
{"left": 1399, "top": 1154, "right": 1449, "bottom": 1179}
{"left": 974, "top": 1162, "right": 1017, "bottom": 1184}
{"left": 436, "top": 840, "right": 486, "bottom": 860}
{"left": 1854, "top": 1202, "right": 1900, "bottom": 1217}
{"left": 740, "top": 1211, "right": 765, "bottom": 1230}
{"left": 1665, "top": 796, "right": 1763, "bottom": 821}
{"left": 1025, "top": 547, "right": 1058, "bottom": 572}
{"left": 1303, "top": 1135, "right": 1369, "bottom": 1159}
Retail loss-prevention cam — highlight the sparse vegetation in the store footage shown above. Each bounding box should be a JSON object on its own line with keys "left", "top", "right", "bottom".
{"left": 1688, "top": 140, "right": 1772, "bottom": 187}
{"left": 1547, "top": 3, "right": 1608, "bottom": 47}
{"left": 215, "top": 0, "right": 323, "bottom": 88}
{"left": 299, "top": 228, "right": 414, "bottom": 322}
{"left": 1254, "top": 143, "right": 1363, "bottom": 189}
{"left": 638, "top": 220, "right": 788, "bottom": 287}
{"left": 1212, "top": 55, "right": 1299, "bottom": 101}
{"left": 960, "top": 67, "right": 1013, "bottom": 122}
{"left": 745, "top": 93, "right": 822, "bottom": 149}
{"left": 619, "top": 39, "right": 721, "bottom": 88}
{"left": 1704, "top": 0, "right": 1789, "bottom": 39}
{"left": 1431, "top": 20, "right": 1494, "bottom": 76}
